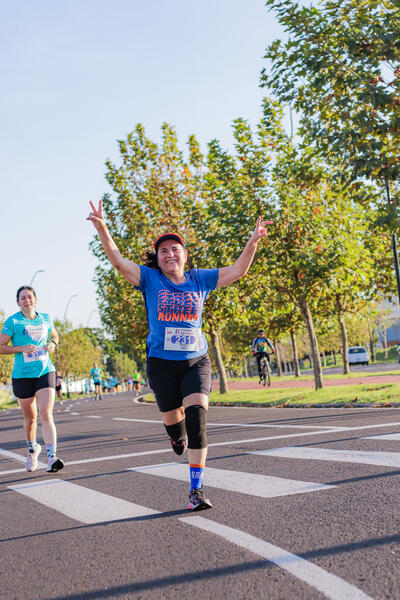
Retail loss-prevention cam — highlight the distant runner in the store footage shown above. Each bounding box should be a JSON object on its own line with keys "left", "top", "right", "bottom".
{"left": 90, "top": 362, "right": 102, "bottom": 400}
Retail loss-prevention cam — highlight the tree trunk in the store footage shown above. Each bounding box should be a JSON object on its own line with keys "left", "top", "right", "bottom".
{"left": 290, "top": 329, "right": 301, "bottom": 377}
{"left": 339, "top": 313, "right": 350, "bottom": 375}
{"left": 209, "top": 329, "right": 229, "bottom": 394}
{"left": 274, "top": 339, "right": 282, "bottom": 376}
{"left": 243, "top": 357, "right": 248, "bottom": 377}
{"left": 383, "top": 327, "right": 389, "bottom": 358}
{"left": 298, "top": 297, "right": 323, "bottom": 389}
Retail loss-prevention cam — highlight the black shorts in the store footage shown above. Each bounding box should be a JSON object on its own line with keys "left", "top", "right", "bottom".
{"left": 12, "top": 371, "right": 56, "bottom": 399}
{"left": 56, "top": 385, "right": 62, "bottom": 392}
{"left": 146, "top": 353, "right": 212, "bottom": 413}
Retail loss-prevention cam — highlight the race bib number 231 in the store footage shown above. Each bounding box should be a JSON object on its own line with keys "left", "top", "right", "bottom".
{"left": 164, "top": 327, "right": 202, "bottom": 352}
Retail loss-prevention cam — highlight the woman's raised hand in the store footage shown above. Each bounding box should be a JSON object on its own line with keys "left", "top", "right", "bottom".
{"left": 251, "top": 216, "right": 273, "bottom": 242}
{"left": 87, "top": 200, "right": 106, "bottom": 230}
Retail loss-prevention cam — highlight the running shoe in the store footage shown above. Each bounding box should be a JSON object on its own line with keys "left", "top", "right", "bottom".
{"left": 169, "top": 436, "right": 188, "bottom": 456}
{"left": 25, "top": 443, "right": 42, "bottom": 472}
{"left": 188, "top": 488, "right": 212, "bottom": 511}
{"left": 47, "top": 456, "right": 64, "bottom": 473}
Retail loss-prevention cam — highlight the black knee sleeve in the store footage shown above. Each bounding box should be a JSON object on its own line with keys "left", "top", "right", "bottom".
{"left": 185, "top": 405, "right": 207, "bottom": 449}
{"left": 164, "top": 419, "right": 186, "bottom": 442}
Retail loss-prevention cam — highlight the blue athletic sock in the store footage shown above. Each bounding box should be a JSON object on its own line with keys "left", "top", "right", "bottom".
{"left": 46, "top": 444, "right": 56, "bottom": 458}
{"left": 26, "top": 440, "right": 37, "bottom": 453}
{"left": 190, "top": 464, "right": 205, "bottom": 491}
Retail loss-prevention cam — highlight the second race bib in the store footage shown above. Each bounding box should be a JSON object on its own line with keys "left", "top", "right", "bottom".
{"left": 164, "top": 327, "right": 202, "bottom": 352}
{"left": 23, "top": 346, "right": 48, "bottom": 363}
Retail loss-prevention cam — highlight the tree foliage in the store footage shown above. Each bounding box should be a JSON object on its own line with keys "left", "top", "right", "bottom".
{"left": 262, "top": 0, "right": 400, "bottom": 184}
{"left": 54, "top": 321, "right": 102, "bottom": 380}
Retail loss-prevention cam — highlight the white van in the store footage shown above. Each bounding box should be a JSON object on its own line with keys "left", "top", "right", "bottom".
{"left": 348, "top": 346, "right": 369, "bottom": 365}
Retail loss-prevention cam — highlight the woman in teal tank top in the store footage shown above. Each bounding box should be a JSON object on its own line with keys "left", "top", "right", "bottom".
{"left": 0, "top": 286, "right": 64, "bottom": 474}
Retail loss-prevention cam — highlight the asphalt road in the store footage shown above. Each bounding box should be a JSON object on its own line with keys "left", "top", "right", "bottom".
{"left": 2, "top": 393, "right": 400, "bottom": 599}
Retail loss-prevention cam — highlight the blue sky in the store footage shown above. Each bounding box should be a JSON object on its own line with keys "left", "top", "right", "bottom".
{"left": 1, "top": 1, "right": 285, "bottom": 329}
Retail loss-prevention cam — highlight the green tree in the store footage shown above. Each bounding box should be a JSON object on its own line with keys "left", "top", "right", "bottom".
{"left": 107, "top": 351, "right": 138, "bottom": 381}
{"left": 262, "top": 0, "right": 400, "bottom": 183}
{"left": 262, "top": 0, "right": 400, "bottom": 308}
{"left": 55, "top": 321, "right": 102, "bottom": 389}
{"left": 91, "top": 121, "right": 274, "bottom": 393}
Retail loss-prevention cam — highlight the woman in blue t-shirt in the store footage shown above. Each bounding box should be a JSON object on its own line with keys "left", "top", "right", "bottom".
{"left": 88, "top": 199, "right": 272, "bottom": 511}
{"left": 0, "top": 286, "right": 64, "bottom": 474}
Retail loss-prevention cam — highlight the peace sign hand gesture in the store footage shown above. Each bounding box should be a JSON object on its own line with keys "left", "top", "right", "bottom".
{"left": 87, "top": 200, "right": 106, "bottom": 232}
{"left": 250, "top": 216, "right": 273, "bottom": 243}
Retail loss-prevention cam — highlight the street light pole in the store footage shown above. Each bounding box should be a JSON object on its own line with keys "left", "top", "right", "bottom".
{"left": 386, "top": 178, "right": 400, "bottom": 309}
{"left": 29, "top": 269, "right": 45, "bottom": 286}
{"left": 86, "top": 309, "right": 99, "bottom": 328}
{"left": 63, "top": 294, "right": 78, "bottom": 323}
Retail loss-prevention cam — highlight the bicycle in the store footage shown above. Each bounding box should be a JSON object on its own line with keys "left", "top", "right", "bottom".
{"left": 259, "top": 353, "right": 271, "bottom": 387}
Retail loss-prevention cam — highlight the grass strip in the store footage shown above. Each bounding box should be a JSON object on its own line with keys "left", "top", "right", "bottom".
{"left": 209, "top": 383, "right": 400, "bottom": 406}
{"left": 142, "top": 382, "right": 400, "bottom": 407}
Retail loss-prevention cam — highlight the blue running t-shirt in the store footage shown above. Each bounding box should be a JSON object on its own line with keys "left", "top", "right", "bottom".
{"left": 1, "top": 311, "right": 56, "bottom": 379}
{"left": 137, "top": 266, "right": 219, "bottom": 360}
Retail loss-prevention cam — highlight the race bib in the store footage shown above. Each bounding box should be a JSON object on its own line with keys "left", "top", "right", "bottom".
{"left": 23, "top": 346, "right": 48, "bottom": 363}
{"left": 164, "top": 327, "right": 202, "bottom": 352}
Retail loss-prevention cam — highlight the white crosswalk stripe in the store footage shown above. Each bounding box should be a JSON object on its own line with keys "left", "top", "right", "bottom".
{"left": 129, "top": 462, "right": 334, "bottom": 498}
{"left": 0, "top": 448, "right": 47, "bottom": 470}
{"left": 362, "top": 433, "right": 400, "bottom": 441}
{"left": 8, "top": 479, "right": 158, "bottom": 523}
{"left": 250, "top": 446, "right": 400, "bottom": 467}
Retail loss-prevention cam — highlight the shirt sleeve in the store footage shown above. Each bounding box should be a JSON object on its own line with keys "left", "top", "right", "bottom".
{"left": 135, "top": 265, "right": 150, "bottom": 291}
{"left": 47, "top": 314, "right": 55, "bottom": 332}
{"left": 193, "top": 268, "right": 219, "bottom": 292}
{"left": 1, "top": 316, "right": 14, "bottom": 337}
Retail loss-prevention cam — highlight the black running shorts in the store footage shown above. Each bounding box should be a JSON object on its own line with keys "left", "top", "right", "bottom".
{"left": 146, "top": 353, "right": 212, "bottom": 413}
{"left": 12, "top": 371, "right": 56, "bottom": 399}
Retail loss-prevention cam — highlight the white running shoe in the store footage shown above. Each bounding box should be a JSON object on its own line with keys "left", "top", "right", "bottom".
{"left": 25, "top": 444, "right": 42, "bottom": 472}
{"left": 47, "top": 456, "right": 64, "bottom": 473}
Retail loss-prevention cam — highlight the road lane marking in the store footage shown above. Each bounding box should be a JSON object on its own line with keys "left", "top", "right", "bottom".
{"left": 113, "top": 417, "right": 344, "bottom": 430}
{"left": 113, "top": 418, "right": 162, "bottom": 423}
{"left": 180, "top": 516, "right": 372, "bottom": 600}
{"left": 8, "top": 479, "right": 158, "bottom": 523}
{"left": 70, "top": 412, "right": 79, "bottom": 415}
{"left": 0, "top": 448, "right": 47, "bottom": 469}
{"left": 128, "top": 463, "right": 334, "bottom": 498}
{"left": 86, "top": 415, "right": 102, "bottom": 419}
{"left": 3, "top": 419, "right": 400, "bottom": 476}
{"left": 362, "top": 433, "right": 400, "bottom": 441}
{"left": 250, "top": 447, "right": 400, "bottom": 467}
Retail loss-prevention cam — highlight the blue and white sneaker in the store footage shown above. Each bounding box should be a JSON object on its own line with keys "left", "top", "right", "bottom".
{"left": 188, "top": 488, "right": 212, "bottom": 511}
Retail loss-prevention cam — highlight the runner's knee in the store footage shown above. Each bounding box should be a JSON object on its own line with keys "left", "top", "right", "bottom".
{"left": 185, "top": 405, "right": 207, "bottom": 449}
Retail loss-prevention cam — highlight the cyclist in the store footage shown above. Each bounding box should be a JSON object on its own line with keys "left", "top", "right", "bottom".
{"left": 0, "top": 286, "right": 64, "bottom": 473}
{"left": 88, "top": 199, "right": 272, "bottom": 510}
{"left": 252, "top": 329, "right": 275, "bottom": 383}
